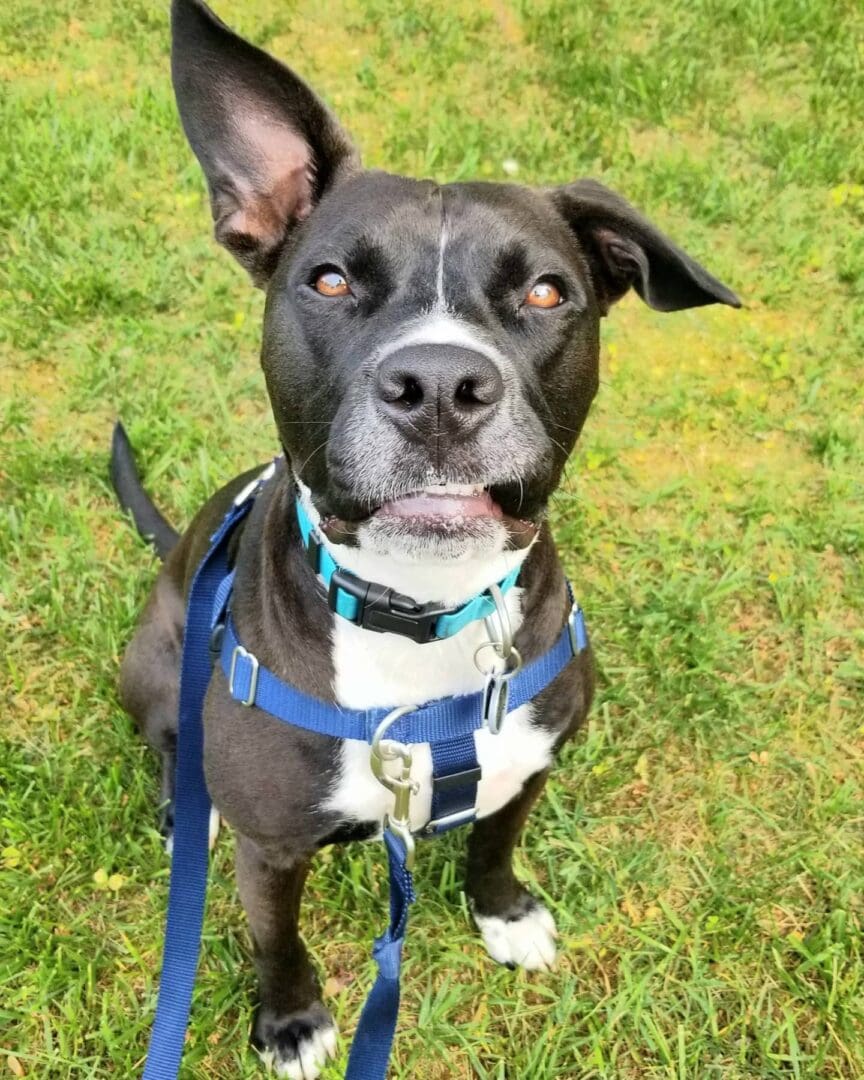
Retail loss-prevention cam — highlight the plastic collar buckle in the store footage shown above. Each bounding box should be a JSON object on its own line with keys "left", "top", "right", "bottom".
{"left": 328, "top": 569, "right": 451, "bottom": 644}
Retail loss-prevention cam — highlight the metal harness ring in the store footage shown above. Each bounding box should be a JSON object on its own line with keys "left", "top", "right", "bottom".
{"left": 483, "top": 582, "right": 513, "bottom": 658}
{"left": 473, "top": 641, "right": 523, "bottom": 678}
{"left": 370, "top": 705, "right": 419, "bottom": 870}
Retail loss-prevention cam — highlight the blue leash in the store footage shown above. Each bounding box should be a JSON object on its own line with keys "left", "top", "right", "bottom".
{"left": 142, "top": 495, "right": 254, "bottom": 1080}
{"left": 141, "top": 471, "right": 587, "bottom": 1079}
{"left": 345, "top": 831, "right": 416, "bottom": 1078}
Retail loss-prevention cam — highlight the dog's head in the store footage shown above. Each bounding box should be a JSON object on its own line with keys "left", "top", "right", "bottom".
{"left": 171, "top": 0, "right": 739, "bottom": 564}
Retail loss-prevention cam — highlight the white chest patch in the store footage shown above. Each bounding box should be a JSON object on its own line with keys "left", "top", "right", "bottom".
{"left": 321, "top": 585, "right": 557, "bottom": 833}
{"left": 294, "top": 478, "right": 558, "bottom": 834}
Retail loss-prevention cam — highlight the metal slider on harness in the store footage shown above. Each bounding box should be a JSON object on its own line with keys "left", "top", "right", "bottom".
{"left": 228, "top": 645, "right": 259, "bottom": 707}
{"left": 482, "top": 674, "right": 510, "bottom": 734}
{"left": 329, "top": 569, "right": 451, "bottom": 644}
{"left": 421, "top": 807, "right": 477, "bottom": 836}
{"left": 475, "top": 640, "right": 523, "bottom": 736}
{"left": 568, "top": 602, "right": 588, "bottom": 655}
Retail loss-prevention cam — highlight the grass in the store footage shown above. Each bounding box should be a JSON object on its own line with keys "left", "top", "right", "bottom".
{"left": 1, "top": 0, "right": 863, "bottom": 1076}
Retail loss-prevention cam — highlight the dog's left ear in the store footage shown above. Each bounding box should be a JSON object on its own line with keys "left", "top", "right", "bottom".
{"left": 171, "top": 0, "right": 360, "bottom": 285}
{"left": 550, "top": 179, "right": 741, "bottom": 314}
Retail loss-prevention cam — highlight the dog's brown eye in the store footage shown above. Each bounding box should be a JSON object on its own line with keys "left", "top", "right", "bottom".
{"left": 314, "top": 270, "right": 351, "bottom": 297}
{"left": 525, "top": 280, "right": 563, "bottom": 308}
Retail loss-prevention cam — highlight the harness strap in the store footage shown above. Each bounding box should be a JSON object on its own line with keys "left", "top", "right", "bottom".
{"left": 219, "top": 608, "right": 585, "bottom": 743}
{"left": 428, "top": 734, "right": 481, "bottom": 834}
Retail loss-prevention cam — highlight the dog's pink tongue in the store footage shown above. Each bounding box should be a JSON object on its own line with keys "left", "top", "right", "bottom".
{"left": 377, "top": 490, "right": 502, "bottom": 519}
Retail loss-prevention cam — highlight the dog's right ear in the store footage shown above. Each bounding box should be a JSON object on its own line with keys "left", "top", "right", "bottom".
{"left": 171, "top": 0, "right": 359, "bottom": 285}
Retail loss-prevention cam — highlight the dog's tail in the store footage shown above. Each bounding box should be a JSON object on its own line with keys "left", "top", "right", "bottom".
{"left": 110, "top": 421, "right": 180, "bottom": 560}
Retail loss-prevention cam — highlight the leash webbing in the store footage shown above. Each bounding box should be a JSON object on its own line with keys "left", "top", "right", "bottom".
{"left": 345, "top": 831, "right": 416, "bottom": 1078}
{"left": 142, "top": 500, "right": 252, "bottom": 1080}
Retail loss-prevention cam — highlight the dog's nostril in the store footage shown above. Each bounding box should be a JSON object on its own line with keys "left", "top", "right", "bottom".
{"left": 455, "top": 369, "right": 503, "bottom": 409}
{"left": 456, "top": 378, "right": 478, "bottom": 406}
{"left": 399, "top": 376, "right": 423, "bottom": 408}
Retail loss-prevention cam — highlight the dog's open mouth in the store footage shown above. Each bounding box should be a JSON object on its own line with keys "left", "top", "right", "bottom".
{"left": 319, "top": 481, "right": 537, "bottom": 552}
{"left": 373, "top": 484, "right": 503, "bottom": 526}
{"left": 318, "top": 481, "right": 539, "bottom": 554}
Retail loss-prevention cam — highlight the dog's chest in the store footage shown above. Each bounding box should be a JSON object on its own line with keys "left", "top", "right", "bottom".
{"left": 321, "top": 587, "right": 557, "bottom": 832}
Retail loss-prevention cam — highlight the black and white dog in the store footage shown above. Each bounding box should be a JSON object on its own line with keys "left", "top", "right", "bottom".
{"left": 115, "top": 1, "right": 740, "bottom": 1075}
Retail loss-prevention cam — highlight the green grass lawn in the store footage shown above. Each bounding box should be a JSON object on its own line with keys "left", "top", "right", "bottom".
{"left": 2, "top": 1, "right": 863, "bottom": 1076}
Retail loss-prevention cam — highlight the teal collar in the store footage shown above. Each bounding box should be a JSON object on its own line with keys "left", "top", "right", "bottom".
{"left": 295, "top": 498, "right": 521, "bottom": 644}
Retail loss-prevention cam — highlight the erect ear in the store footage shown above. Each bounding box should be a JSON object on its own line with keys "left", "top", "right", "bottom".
{"left": 171, "top": 0, "right": 360, "bottom": 285}
{"left": 550, "top": 179, "right": 741, "bottom": 314}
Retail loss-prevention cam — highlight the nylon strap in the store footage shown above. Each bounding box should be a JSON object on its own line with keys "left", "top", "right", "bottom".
{"left": 428, "top": 733, "right": 481, "bottom": 834}
{"left": 219, "top": 609, "right": 582, "bottom": 743}
{"left": 344, "top": 830, "right": 416, "bottom": 1079}
{"left": 142, "top": 497, "right": 253, "bottom": 1080}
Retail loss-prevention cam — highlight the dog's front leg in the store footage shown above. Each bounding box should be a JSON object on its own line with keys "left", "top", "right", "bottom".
{"left": 465, "top": 770, "right": 558, "bottom": 972}
{"left": 236, "top": 835, "right": 337, "bottom": 1078}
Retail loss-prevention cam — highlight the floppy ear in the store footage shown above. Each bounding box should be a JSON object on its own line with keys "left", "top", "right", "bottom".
{"left": 171, "top": 0, "right": 359, "bottom": 285}
{"left": 551, "top": 179, "right": 741, "bottom": 314}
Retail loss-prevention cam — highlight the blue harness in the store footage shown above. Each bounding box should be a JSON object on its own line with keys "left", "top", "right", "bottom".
{"left": 142, "top": 463, "right": 588, "bottom": 1079}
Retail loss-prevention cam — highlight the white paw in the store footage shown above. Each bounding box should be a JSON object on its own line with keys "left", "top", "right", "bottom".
{"left": 258, "top": 1018, "right": 338, "bottom": 1079}
{"left": 474, "top": 903, "right": 558, "bottom": 971}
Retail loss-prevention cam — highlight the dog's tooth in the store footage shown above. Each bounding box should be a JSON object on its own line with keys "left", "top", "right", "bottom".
{"left": 419, "top": 482, "right": 486, "bottom": 497}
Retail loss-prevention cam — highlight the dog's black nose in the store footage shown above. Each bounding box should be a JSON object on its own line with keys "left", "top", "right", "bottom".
{"left": 375, "top": 345, "right": 504, "bottom": 443}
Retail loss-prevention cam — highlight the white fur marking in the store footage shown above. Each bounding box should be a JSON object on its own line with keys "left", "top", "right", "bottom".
{"left": 163, "top": 804, "right": 220, "bottom": 856}
{"left": 259, "top": 1020, "right": 338, "bottom": 1080}
{"left": 475, "top": 904, "right": 558, "bottom": 971}
{"left": 320, "top": 574, "right": 555, "bottom": 832}
{"left": 374, "top": 313, "right": 508, "bottom": 369}
{"left": 436, "top": 219, "right": 448, "bottom": 308}
{"left": 296, "top": 482, "right": 555, "bottom": 836}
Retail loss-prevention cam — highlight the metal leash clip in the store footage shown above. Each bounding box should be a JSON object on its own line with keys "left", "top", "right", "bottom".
{"left": 370, "top": 706, "right": 420, "bottom": 869}
{"left": 475, "top": 584, "right": 522, "bottom": 735}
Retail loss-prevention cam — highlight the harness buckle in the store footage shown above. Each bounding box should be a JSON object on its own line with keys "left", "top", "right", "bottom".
{"left": 370, "top": 707, "right": 419, "bottom": 869}
{"left": 228, "top": 645, "right": 259, "bottom": 707}
{"left": 329, "top": 570, "right": 450, "bottom": 644}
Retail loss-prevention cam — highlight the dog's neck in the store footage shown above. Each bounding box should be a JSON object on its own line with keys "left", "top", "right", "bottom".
{"left": 294, "top": 476, "right": 534, "bottom": 608}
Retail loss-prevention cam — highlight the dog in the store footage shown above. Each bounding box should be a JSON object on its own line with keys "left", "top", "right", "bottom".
{"left": 114, "top": 1, "right": 740, "bottom": 1075}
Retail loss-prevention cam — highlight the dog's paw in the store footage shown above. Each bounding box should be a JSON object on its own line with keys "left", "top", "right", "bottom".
{"left": 253, "top": 1003, "right": 338, "bottom": 1079}
{"left": 474, "top": 899, "right": 558, "bottom": 972}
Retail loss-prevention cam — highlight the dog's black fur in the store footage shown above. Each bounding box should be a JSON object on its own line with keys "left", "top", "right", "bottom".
{"left": 116, "top": 0, "right": 739, "bottom": 1071}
